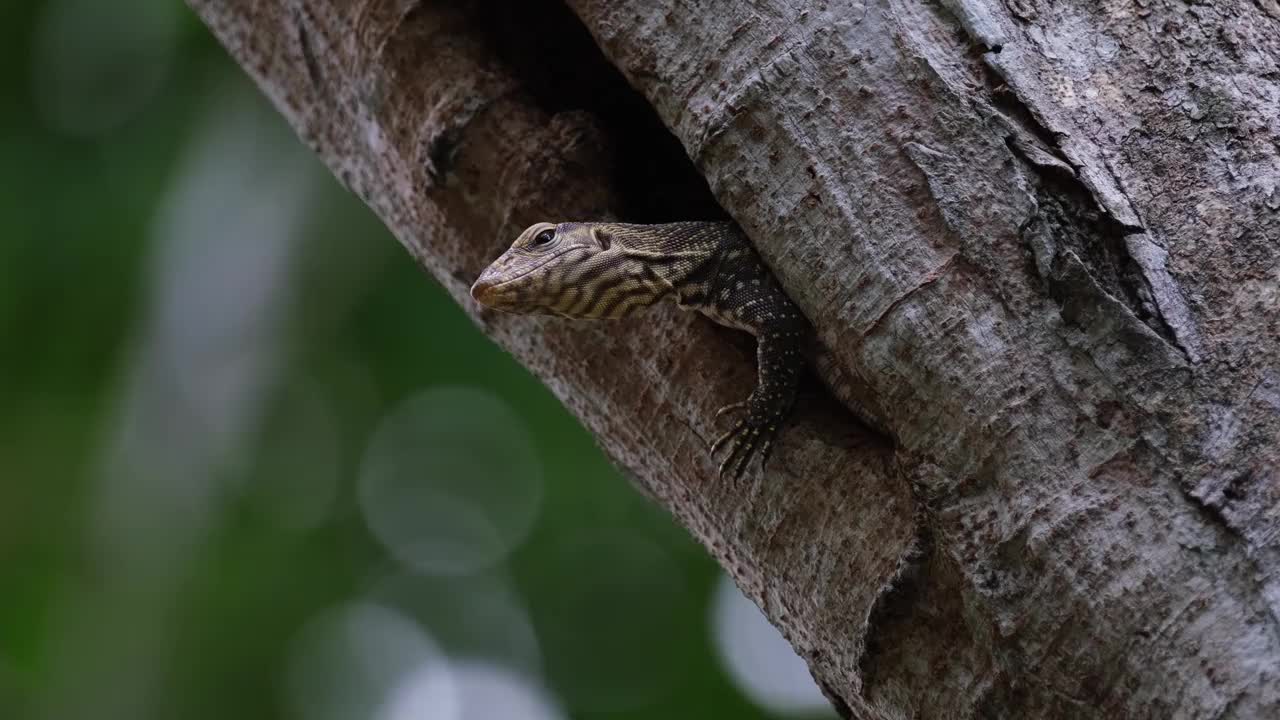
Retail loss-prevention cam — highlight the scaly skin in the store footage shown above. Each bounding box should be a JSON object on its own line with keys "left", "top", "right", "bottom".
{"left": 471, "top": 221, "right": 808, "bottom": 478}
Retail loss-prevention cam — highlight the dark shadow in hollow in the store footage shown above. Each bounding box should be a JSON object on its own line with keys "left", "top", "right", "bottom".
{"left": 468, "top": 0, "right": 727, "bottom": 224}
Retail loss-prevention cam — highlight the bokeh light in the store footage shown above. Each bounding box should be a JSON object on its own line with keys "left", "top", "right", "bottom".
{"left": 358, "top": 385, "right": 543, "bottom": 576}
{"left": 367, "top": 571, "right": 544, "bottom": 680}
{"left": 93, "top": 84, "right": 315, "bottom": 558}
{"left": 381, "top": 660, "right": 565, "bottom": 720}
{"left": 285, "top": 603, "right": 456, "bottom": 720}
{"left": 711, "top": 574, "right": 836, "bottom": 717}
{"left": 374, "top": 662, "right": 458, "bottom": 720}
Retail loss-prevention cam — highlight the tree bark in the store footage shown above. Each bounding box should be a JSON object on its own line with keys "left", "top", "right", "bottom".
{"left": 188, "top": 1, "right": 1280, "bottom": 718}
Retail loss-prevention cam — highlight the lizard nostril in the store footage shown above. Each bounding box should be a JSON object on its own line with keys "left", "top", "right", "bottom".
{"left": 471, "top": 272, "right": 498, "bottom": 305}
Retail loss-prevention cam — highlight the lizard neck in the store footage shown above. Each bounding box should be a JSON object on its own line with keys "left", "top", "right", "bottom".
{"left": 582, "top": 222, "right": 728, "bottom": 318}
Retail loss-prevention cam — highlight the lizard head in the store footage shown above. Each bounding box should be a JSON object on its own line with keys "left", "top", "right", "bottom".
{"left": 471, "top": 221, "right": 622, "bottom": 317}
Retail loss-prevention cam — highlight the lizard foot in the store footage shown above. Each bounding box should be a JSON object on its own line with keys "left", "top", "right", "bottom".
{"left": 711, "top": 400, "right": 779, "bottom": 479}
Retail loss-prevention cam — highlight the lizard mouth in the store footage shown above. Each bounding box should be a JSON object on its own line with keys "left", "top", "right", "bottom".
{"left": 470, "top": 250, "right": 572, "bottom": 308}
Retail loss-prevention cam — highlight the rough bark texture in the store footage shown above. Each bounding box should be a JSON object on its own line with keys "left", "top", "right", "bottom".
{"left": 188, "top": 1, "right": 1280, "bottom": 718}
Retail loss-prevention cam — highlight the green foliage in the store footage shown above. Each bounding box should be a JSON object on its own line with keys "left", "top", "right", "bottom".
{"left": 0, "top": 3, "right": 817, "bottom": 719}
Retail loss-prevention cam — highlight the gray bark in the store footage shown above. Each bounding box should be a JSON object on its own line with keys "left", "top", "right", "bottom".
{"left": 188, "top": 0, "right": 1280, "bottom": 718}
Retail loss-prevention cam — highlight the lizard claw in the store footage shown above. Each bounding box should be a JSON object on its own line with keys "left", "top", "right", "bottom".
{"left": 757, "top": 436, "right": 775, "bottom": 468}
{"left": 710, "top": 419, "right": 745, "bottom": 456}
{"left": 714, "top": 425, "right": 769, "bottom": 480}
{"left": 710, "top": 401, "right": 780, "bottom": 479}
{"left": 715, "top": 427, "right": 750, "bottom": 479}
{"left": 715, "top": 401, "right": 749, "bottom": 419}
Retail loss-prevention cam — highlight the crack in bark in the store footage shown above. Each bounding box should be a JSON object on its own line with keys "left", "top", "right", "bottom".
{"left": 860, "top": 252, "right": 961, "bottom": 339}
{"left": 294, "top": 8, "right": 325, "bottom": 93}
{"left": 857, "top": 521, "right": 928, "bottom": 681}
{"left": 982, "top": 71, "right": 1190, "bottom": 360}
{"left": 941, "top": 9, "right": 1204, "bottom": 365}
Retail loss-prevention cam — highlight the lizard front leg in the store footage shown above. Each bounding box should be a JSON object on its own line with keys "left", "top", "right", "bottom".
{"left": 471, "top": 219, "right": 811, "bottom": 478}
{"left": 712, "top": 325, "right": 805, "bottom": 478}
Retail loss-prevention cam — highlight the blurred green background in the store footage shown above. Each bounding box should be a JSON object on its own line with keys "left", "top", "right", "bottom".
{"left": 0, "top": 1, "right": 835, "bottom": 718}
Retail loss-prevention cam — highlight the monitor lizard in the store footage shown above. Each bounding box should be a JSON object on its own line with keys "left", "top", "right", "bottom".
{"left": 471, "top": 221, "right": 809, "bottom": 479}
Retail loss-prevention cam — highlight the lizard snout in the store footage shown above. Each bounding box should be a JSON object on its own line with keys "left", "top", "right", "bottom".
{"left": 471, "top": 261, "right": 525, "bottom": 311}
{"left": 470, "top": 268, "right": 503, "bottom": 307}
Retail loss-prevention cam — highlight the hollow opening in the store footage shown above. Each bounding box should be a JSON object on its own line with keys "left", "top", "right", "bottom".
{"left": 468, "top": 0, "right": 727, "bottom": 224}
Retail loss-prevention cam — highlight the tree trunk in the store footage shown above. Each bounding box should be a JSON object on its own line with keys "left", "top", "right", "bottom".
{"left": 188, "top": 1, "right": 1280, "bottom": 717}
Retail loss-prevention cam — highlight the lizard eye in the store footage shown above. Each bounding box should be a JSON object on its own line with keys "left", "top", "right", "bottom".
{"left": 530, "top": 229, "right": 556, "bottom": 248}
